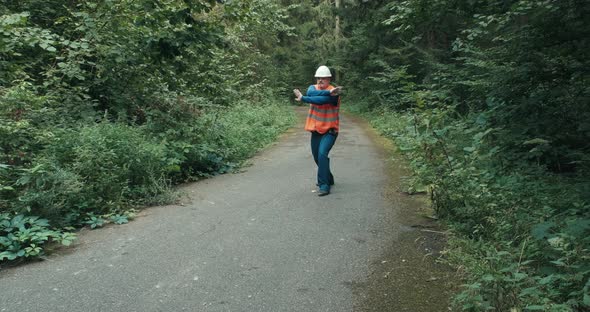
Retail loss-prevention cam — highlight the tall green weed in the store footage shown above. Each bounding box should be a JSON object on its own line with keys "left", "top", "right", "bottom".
{"left": 13, "top": 123, "right": 168, "bottom": 226}
{"left": 362, "top": 102, "right": 590, "bottom": 311}
{"left": 207, "top": 100, "right": 296, "bottom": 162}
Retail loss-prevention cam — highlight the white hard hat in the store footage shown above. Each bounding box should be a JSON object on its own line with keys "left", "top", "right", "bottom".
{"left": 314, "top": 65, "right": 332, "bottom": 78}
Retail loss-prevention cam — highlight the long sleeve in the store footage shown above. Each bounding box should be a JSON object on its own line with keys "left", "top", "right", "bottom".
{"left": 306, "top": 88, "right": 332, "bottom": 96}
{"left": 300, "top": 85, "right": 339, "bottom": 105}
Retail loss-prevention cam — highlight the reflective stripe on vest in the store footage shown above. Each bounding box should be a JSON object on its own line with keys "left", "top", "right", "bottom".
{"left": 309, "top": 105, "right": 339, "bottom": 115}
{"left": 304, "top": 84, "right": 340, "bottom": 134}
{"left": 307, "top": 114, "right": 339, "bottom": 122}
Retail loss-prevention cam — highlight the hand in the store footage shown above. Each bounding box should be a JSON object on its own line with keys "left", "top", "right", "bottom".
{"left": 330, "top": 86, "right": 342, "bottom": 96}
{"left": 293, "top": 88, "right": 302, "bottom": 101}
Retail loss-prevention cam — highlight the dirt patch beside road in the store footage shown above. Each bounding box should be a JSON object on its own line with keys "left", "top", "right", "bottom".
{"left": 349, "top": 113, "right": 459, "bottom": 311}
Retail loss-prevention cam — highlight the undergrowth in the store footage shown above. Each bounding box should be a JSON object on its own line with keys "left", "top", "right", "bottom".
{"left": 1, "top": 97, "right": 295, "bottom": 265}
{"left": 349, "top": 104, "right": 590, "bottom": 311}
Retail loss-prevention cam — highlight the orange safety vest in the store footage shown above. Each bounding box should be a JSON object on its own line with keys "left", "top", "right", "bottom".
{"left": 304, "top": 84, "right": 340, "bottom": 134}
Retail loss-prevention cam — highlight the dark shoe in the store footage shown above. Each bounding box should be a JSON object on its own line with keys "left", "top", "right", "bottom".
{"left": 318, "top": 189, "right": 330, "bottom": 196}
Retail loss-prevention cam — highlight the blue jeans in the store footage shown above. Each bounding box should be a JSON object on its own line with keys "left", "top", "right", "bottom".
{"left": 311, "top": 131, "right": 338, "bottom": 192}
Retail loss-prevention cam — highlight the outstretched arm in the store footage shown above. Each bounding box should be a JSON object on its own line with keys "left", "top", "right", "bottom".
{"left": 305, "top": 88, "right": 332, "bottom": 96}
{"left": 307, "top": 86, "right": 342, "bottom": 96}
{"left": 300, "top": 85, "right": 338, "bottom": 105}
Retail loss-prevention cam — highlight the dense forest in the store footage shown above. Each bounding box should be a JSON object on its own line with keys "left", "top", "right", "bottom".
{"left": 322, "top": 0, "right": 589, "bottom": 310}
{"left": 1, "top": 0, "right": 589, "bottom": 311}
{"left": 0, "top": 0, "right": 296, "bottom": 260}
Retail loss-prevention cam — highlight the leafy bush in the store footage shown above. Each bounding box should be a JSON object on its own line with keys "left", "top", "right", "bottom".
{"left": 366, "top": 105, "right": 590, "bottom": 311}
{"left": 83, "top": 210, "right": 135, "bottom": 229}
{"left": 0, "top": 82, "right": 60, "bottom": 167}
{"left": 208, "top": 100, "right": 296, "bottom": 162}
{"left": 143, "top": 94, "right": 296, "bottom": 181}
{"left": 335, "top": 0, "right": 590, "bottom": 309}
{"left": 0, "top": 0, "right": 297, "bottom": 264}
{"left": 13, "top": 164, "right": 84, "bottom": 227}
{"left": 14, "top": 123, "right": 168, "bottom": 226}
{"left": 0, "top": 213, "right": 75, "bottom": 263}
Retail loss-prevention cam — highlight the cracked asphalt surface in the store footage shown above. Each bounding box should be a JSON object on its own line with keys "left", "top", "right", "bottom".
{"left": 0, "top": 107, "right": 454, "bottom": 312}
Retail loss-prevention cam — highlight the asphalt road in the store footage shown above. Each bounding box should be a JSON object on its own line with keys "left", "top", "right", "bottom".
{"left": 0, "top": 107, "right": 452, "bottom": 312}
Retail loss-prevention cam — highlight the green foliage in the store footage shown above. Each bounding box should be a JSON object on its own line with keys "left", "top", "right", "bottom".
{"left": 1, "top": 3, "right": 587, "bottom": 309}
{"left": 84, "top": 214, "right": 106, "bottom": 230}
{"left": 274, "top": 0, "right": 343, "bottom": 90}
{"left": 369, "top": 105, "right": 589, "bottom": 310}
{"left": 334, "top": 0, "right": 589, "bottom": 309}
{"left": 84, "top": 210, "right": 135, "bottom": 229}
{"left": 0, "top": 213, "right": 75, "bottom": 263}
{"left": 12, "top": 122, "right": 168, "bottom": 226}
{"left": 109, "top": 214, "right": 130, "bottom": 225}
{"left": 207, "top": 99, "right": 296, "bottom": 162}
{"left": 14, "top": 163, "right": 84, "bottom": 226}
{"left": 0, "top": 82, "right": 59, "bottom": 167}
{"left": 142, "top": 92, "right": 295, "bottom": 180}
{"left": 1, "top": 0, "right": 296, "bottom": 263}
